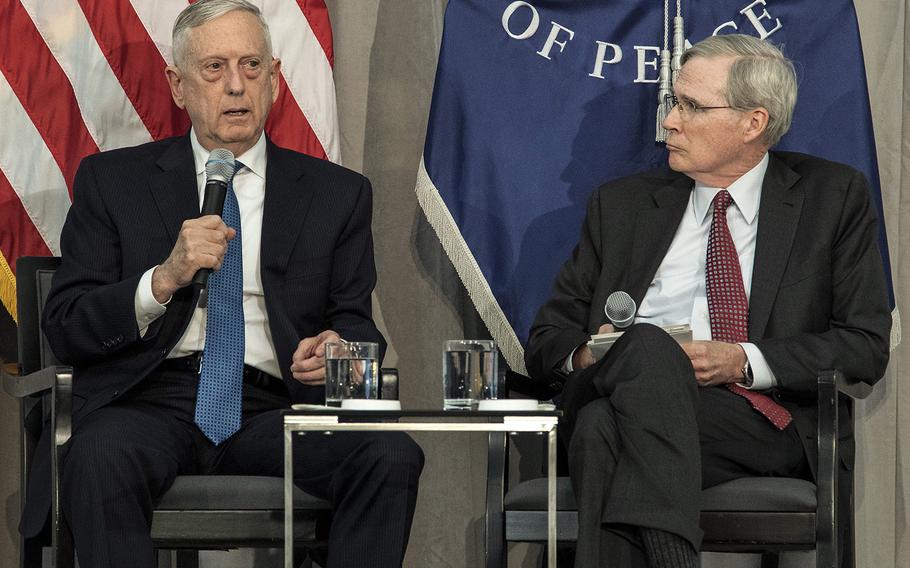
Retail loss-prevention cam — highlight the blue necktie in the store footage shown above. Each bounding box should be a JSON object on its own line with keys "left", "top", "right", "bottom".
{"left": 195, "top": 161, "right": 244, "bottom": 444}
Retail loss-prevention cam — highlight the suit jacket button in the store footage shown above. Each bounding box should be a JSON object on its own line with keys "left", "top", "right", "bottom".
{"left": 111, "top": 390, "right": 119, "bottom": 398}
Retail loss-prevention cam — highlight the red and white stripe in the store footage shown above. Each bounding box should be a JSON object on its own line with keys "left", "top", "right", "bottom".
{"left": 0, "top": 0, "right": 338, "bottom": 321}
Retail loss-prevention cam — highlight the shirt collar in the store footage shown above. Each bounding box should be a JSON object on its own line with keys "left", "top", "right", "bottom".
{"left": 189, "top": 128, "right": 267, "bottom": 180}
{"left": 692, "top": 153, "right": 769, "bottom": 225}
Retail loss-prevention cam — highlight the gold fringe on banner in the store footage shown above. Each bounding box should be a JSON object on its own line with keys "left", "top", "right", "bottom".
{"left": 0, "top": 250, "right": 17, "bottom": 324}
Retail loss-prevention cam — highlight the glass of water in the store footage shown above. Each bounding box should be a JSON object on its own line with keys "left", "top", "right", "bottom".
{"left": 442, "top": 339, "right": 498, "bottom": 410}
{"left": 325, "top": 342, "right": 379, "bottom": 407}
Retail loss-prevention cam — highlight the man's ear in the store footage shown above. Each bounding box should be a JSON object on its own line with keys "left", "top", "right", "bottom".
{"left": 742, "top": 107, "right": 769, "bottom": 145}
{"left": 270, "top": 57, "right": 282, "bottom": 104}
{"left": 165, "top": 66, "right": 186, "bottom": 110}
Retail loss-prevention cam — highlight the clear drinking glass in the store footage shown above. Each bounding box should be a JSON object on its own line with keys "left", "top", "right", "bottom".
{"left": 442, "top": 339, "right": 498, "bottom": 410}
{"left": 325, "top": 342, "right": 379, "bottom": 407}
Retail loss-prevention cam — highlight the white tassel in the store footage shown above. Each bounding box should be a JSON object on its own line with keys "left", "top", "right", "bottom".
{"left": 671, "top": 16, "right": 685, "bottom": 83}
{"left": 656, "top": 49, "right": 672, "bottom": 142}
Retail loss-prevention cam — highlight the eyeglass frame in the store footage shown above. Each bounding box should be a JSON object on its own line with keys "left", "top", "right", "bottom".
{"left": 664, "top": 94, "right": 734, "bottom": 117}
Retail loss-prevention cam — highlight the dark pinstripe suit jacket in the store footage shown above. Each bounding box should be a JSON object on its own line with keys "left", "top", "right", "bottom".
{"left": 21, "top": 133, "right": 384, "bottom": 536}
{"left": 525, "top": 151, "right": 891, "bottom": 477}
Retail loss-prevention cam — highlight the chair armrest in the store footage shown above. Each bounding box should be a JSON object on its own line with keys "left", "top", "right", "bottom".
{"left": 816, "top": 368, "right": 866, "bottom": 567}
{"left": 835, "top": 373, "right": 873, "bottom": 400}
{"left": 2, "top": 365, "right": 72, "bottom": 398}
{"left": 1, "top": 364, "right": 74, "bottom": 446}
{"left": 47, "top": 366, "right": 73, "bottom": 562}
{"left": 817, "top": 369, "right": 870, "bottom": 463}
{"left": 52, "top": 367, "right": 73, "bottom": 448}
{"left": 2, "top": 362, "right": 74, "bottom": 556}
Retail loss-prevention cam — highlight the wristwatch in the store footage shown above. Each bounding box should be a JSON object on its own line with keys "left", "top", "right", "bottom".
{"left": 740, "top": 359, "right": 754, "bottom": 388}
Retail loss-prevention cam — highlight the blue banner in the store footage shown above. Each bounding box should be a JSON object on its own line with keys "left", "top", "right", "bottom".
{"left": 418, "top": 0, "right": 894, "bottom": 371}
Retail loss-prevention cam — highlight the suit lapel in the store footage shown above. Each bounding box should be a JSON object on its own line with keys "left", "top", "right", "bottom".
{"left": 748, "top": 154, "right": 803, "bottom": 339}
{"left": 149, "top": 135, "right": 199, "bottom": 244}
{"left": 261, "top": 141, "right": 315, "bottom": 271}
{"left": 626, "top": 176, "right": 692, "bottom": 303}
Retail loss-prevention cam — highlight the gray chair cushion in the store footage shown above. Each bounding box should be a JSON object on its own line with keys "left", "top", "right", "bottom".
{"left": 700, "top": 477, "right": 816, "bottom": 512}
{"left": 156, "top": 475, "right": 331, "bottom": 511}
{"left": 504, "top": 476, "right": 816, "bottom": 513}
{"left": 504, "top": 478, "right": 577, "bottom": 511}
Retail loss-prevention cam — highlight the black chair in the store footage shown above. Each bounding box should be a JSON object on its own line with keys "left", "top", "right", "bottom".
{"left": 4, "top": 256, "right": 332, "bottom": 568}
{"left": 485, "top": 369, "right": 872, "bottom": 568}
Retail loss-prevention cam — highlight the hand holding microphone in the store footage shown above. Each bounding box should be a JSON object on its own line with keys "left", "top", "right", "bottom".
{"left": 192, "top": 148, "right": 236, "bottom": 288}
{"left": 593, "top": 290, "right": 692, "bottom": 367}
{"left": 572, "top": 291, "right": 638, "bottom": 371}
{"left": 150, "top": 149, "right": 236, "bottom": 303}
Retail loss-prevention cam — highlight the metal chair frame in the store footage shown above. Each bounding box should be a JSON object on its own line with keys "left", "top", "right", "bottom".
{"left": 4, "top": 256, "right": 332, "bottom": 568}
{"left": 484, "top": 369, "right": 871, "bottom": 568}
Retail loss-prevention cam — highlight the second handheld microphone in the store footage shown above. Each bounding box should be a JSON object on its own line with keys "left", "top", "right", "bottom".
{"left": 604, "top": 290, "right": 636, "bottom": 329}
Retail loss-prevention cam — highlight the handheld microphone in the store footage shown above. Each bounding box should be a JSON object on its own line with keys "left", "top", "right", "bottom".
{"left": 604, "top": 290, "right": 636, "bottom": 329}
{"left": 192, "top": 148, "right": 235, "bottom": 288}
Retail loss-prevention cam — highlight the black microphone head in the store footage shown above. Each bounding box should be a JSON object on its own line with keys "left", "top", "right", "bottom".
{"left": 604, "top": 290, "right": 636, "bottom": 329}
{"left": 205, "top": 148, "right": 235, "bottom": 183}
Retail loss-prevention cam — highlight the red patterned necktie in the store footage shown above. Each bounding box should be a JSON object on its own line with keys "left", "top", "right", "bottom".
{"left": 706, "top": 190, "right": 792, "bottom": 430}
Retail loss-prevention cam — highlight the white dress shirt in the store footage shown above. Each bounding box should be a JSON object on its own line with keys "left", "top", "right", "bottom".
{"left": 133, "top": 130, "right": 281, "bottom": 378}
{"left": 567, "top": 154, "right": 777, "bottom": 390}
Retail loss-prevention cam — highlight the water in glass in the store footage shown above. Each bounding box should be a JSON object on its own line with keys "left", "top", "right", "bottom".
{"left": 443, "top": 340, "right": 497, "bottom": 410}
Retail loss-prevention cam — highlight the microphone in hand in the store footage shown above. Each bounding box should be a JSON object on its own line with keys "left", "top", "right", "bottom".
{"left": 192, "top": 148, "right": 235, "bottom": 288}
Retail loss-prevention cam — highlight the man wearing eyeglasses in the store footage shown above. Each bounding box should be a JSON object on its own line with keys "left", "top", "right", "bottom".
{"left": 525, "top": 34, "right": 890, "bottom": 568}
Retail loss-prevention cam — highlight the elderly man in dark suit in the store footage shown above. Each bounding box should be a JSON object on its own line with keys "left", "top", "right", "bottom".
{"left": 525, "top": 34, "right": 890, "bottom": 567}
{"left": 19, "top": 1, "right": 423, "bottom": 567}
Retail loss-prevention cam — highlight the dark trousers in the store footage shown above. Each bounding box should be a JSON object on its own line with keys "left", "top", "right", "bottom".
{"left": 60, "top": 368, "right": 424, "bottom": 568}
{"left": 561, "top": 324, "right": 809, "bottom": 568}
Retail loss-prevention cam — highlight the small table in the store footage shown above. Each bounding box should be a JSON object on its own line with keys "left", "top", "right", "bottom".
{"left": 283, "top": 408, "right": 560, "bottom": 568}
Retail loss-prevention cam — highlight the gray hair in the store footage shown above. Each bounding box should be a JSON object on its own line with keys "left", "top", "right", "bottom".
{"left": 682, "top": 34, "right": 797, "bottom": 147}
{"left": 172, "top": 0, "right": 272, "bottom": 70}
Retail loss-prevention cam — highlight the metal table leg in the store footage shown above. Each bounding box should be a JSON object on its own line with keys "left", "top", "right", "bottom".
{"left": 548, "top": 425, "right": 556, "bottom": 568}
{"left": 284, "top": 425, "right": 293, "bottom": 568}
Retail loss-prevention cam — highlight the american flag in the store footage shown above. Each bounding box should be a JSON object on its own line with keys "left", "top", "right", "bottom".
{"left": 0, "top": 0, "right": 339, "bottom": 322}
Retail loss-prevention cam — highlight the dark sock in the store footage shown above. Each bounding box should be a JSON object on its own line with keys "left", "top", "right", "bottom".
{"left": 640, "top": 527, "right": 698, "bottom": 568}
